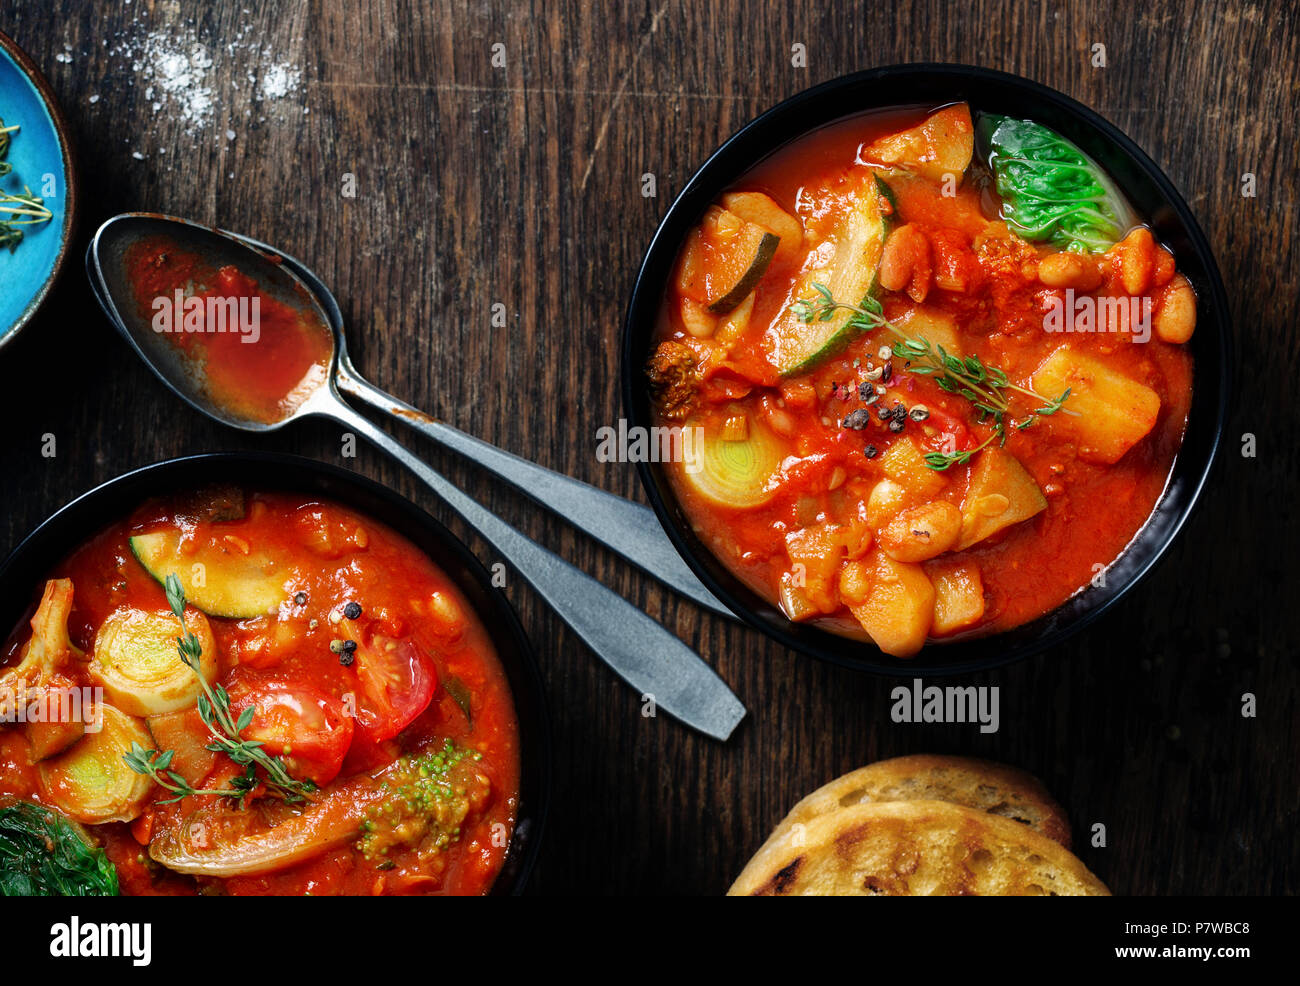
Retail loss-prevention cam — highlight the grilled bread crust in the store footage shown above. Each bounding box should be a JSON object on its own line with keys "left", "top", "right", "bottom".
{"left": 756, "top": 754, "right": 1072, "bottom": 862}
{"left": 729, "top": 800, "right": 1109, "bottom": 897}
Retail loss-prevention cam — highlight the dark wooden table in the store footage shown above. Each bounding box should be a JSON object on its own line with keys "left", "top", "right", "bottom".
{"left": 1, "top": 0, "right": 1294, "bottom": 895}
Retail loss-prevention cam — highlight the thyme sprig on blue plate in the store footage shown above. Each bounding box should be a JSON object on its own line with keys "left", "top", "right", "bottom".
{"left": 0, "top": 118, "right": 54, "bottom": 253}
{"left": 791, "top": 282, "right": 1072, "bottom": 470}
{"left": 0, "top": 120, "right": 15, "bottom": 176}
{"left": 123, "top": 574, "right": 317, "bottom": 806}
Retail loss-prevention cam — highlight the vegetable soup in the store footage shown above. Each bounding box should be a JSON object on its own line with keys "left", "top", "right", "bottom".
{"left": 0, "top": 487, "right": 519, "bottom": 895}
{"left": 647, "top": 103, "right": 1195, "bottom": 657}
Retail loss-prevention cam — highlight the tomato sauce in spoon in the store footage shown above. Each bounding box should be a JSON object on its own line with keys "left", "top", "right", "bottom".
{"left": 125, "top": 236, "right": 333, "bottom": 424}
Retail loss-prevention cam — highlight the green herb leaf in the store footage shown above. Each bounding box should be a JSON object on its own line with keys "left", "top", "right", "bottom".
{"left": 0, "top": 802, "right": 119, "bottom": 896}
{"left": 444, "top": 674, "right": 474, "bottom": 726}
{"left": 980, "top": 115, "right": 1135, "bottom": 254}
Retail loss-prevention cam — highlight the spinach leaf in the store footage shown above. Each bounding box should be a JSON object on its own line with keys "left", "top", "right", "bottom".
{"left": 0, "top": 801, "right": 119, "bottom": 896}
{"left": 980, "top": 115, "right": 1134, "bottom": 253}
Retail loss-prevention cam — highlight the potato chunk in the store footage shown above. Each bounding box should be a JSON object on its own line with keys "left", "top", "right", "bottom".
{"left": 861, "top": 104, "right": 974, "bottom": 182}
{"left": 1031, "top": 347, "right": 1160, "bottom": 464}
{"left": 894, "top": 306, "right": 964, "bottom": 357}
{"left": 957, "top": 449, "right": 1048, "bottom": 550}
{"left": 147, "top": 708, "right": 218, "bottom": 788}
{"left": 778, "top": 572, "right": 819, "bottom": 622}
{"left": 24, "top": 705, "right": 85, "bottom": 761}
{"left": 927, "top": 561, "right": 986, "bottom": 635}
{"left": 785, "top": 524, "right": 847, "bottom": 614}
{"left": 879, "top": 437, "right": 948, "bottom": 498}
{"left": 841, "top": 552, "right": 935, "bottom": 658}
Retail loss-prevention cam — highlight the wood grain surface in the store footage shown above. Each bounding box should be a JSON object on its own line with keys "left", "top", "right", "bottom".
{"left": 0, "top": 0, "right": 1295, "bottom": 895}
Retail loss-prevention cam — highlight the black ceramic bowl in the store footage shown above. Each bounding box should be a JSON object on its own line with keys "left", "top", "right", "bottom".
{"left": 622, "top": 64, "right": 1229, "bottom": 676}
{"left": 0, "top": 452, "right": 550, "bottom": 895}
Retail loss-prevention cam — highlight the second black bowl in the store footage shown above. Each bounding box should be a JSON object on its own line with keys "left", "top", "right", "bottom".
{"left": 0, "top": 451, "right": 551, "bottom": 894}
{"left": 622, "top": 64, "right": 1229, "bottom": 676}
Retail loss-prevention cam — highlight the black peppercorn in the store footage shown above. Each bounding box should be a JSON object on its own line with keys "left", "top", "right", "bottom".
{"left": 842, "top": 409, "right": 871, "bottom": 430}
{"left": 342, "top": 601, "right": 362, "bottom": 620}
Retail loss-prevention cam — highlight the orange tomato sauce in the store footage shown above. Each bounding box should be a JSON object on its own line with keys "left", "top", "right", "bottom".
{"left": 125, "top": 237, "right": 333, "bottom": 424}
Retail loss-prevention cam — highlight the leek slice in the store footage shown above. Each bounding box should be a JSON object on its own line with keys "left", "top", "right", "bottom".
{"left": 38, "top": 703, "right": 154, "bottom": 824}
{"left": 90, "top": 607, "right": 219, "bottom": 716}
{"left": 681, "top": 408, "right": 786, "bottom": 509}
{"left": 149, "top": 773, "right": 387, "bottom": 876}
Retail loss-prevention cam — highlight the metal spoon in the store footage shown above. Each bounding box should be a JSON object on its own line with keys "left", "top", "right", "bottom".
{"left": 85, "top": 213, "right": 745, "bottom": 741}
{"left": 222, "top": 227, "right": 727, "bottom": 615}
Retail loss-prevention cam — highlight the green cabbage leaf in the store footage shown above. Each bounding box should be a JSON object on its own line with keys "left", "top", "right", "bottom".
{"left": 981, "top": 115, "right": 1135, "bottom": 253}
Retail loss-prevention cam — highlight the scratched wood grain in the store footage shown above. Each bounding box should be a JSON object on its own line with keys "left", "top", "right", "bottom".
{"left": 0, "top": 0, "right": 1294, "bottom": 895}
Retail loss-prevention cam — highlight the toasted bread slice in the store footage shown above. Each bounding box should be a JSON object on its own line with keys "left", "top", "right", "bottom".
{"left": 729, "top": 800, "right": 1109, "bottom": 896}
{"left": 758, "top": 755, "right": 1071, "bottom": 859}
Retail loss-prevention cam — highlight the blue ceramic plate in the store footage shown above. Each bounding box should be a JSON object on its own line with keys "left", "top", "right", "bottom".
{"left": 0, "top": 30, "right": 76, "bottom": 351}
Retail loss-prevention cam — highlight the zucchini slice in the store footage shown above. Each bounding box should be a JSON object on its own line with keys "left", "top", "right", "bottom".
{"left": 720, "top": 191, "right": 803, "bottom": 264}
{"left": 767, "top": 176, "right": 893, "bottom": 376}
{"left": 681, "top": 407, "right": 786, "bottom": 509}
{"left": 677, "top": 206, "right": 781, "bottom": 316}
{"left": 38, "top": 703, "right": 154, "bottom": 825}
{"left": 129, "top": 530, "right": 288, "bottom": 619}
{"left": 707, "top": 229, "right": 779, "bottom": 314}
{"left": 90, "top": 607, "right": 219, "bottom": 716}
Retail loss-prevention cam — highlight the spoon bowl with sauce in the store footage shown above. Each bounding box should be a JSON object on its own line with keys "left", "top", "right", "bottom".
{"left": 85, "top": 213, "right": 744, "bottom": 741}
{"left": 89, "top": 214, "right": 334, "bottom": 430}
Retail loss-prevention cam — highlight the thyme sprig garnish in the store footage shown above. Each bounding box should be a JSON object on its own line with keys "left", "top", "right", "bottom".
{"left": 123, "top": 574, "right": 317, "bottom": 806}
{"left": 0, "top": 188, "right": 54, "bottom": 251}
{"left": 0, "top": 119, "right": 54, "bottom": 252}
{"left": 0, "top": 121, "right": 15, "bottom": 176}
{"left": 791, "top": 282, "right": 1072, "bottom": 470}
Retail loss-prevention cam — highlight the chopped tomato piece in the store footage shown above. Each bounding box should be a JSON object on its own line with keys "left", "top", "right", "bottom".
{"left": 229, "top": 681, "right": 354, "bottom": 787}
{"left": 353, "top": 637, "right": 437, "bottom": 744}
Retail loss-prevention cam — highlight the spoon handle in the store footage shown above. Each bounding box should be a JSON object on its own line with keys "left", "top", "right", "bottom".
{"left": 336, "top": 363, "right": 731, "bottom": 618}
{"left": 323, "top": 398, "right": 746, "bottom": 742}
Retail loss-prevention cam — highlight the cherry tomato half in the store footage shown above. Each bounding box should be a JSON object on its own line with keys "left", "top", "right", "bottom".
{"left": 352, "top": 637, "right": 437, "bottom": 744}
